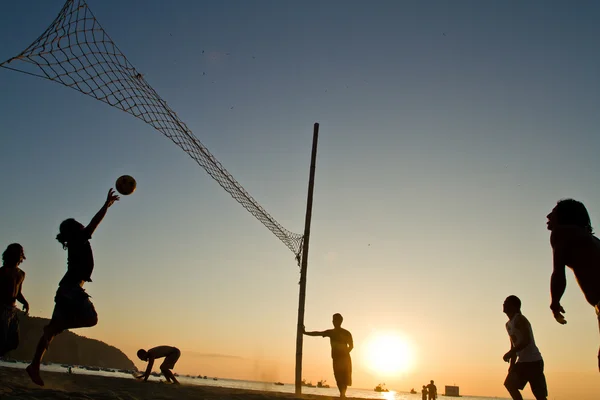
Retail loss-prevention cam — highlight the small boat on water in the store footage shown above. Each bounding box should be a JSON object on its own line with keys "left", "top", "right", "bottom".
{"left": 317, "top": 379, "right": 330, "bottom": 388}
{"left": 274, "top": 382, "right": 284, "bottom": 386}
{"left": 410, "top": 388, "right": 417, "bottom": 394}
{"left": 374, "top": 383, "right": 389, "bottom": 392}
{"left": 301, "top": 379, "right": 315, "bottom": 387}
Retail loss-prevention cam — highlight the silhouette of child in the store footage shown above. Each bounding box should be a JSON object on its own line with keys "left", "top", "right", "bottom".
{"left": 136, "top": 346, "right": 181, "bottom": 384}
{"left": 26, "top": 188, "right": 119, "bottom": 385}
{"left": 0, "top": 243, "right": 29, "bottom": 356}
{"left": 547, "top": 199, "right": 600, "bottom": 371}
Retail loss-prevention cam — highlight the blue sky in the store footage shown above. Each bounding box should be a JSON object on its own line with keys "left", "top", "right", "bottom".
{"left": 1, "top": 1, "right": 600, "bottom": 398}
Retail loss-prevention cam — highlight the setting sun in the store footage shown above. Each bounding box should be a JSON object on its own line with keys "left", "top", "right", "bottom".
{"left": 363, "top": 333, "right": 415, "bottom": 376}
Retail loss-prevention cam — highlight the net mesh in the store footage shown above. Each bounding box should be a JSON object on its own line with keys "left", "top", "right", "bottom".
{"left": 0, "top": 0, "right": 304, "bottom": 261}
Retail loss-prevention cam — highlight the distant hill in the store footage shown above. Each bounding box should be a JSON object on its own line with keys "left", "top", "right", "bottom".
{"left": 2, "top": 311, "right": 136, "bottom": 370}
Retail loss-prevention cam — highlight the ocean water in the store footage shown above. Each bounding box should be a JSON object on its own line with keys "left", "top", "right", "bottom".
{"left": 0, "top": 360, "right": 507, "bottom": 400}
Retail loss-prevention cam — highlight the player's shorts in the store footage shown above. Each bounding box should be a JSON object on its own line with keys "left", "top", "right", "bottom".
{"left": 333, "top": 354, "right": 352, "bottom": 387}
{"left": 161, "top": 348, "right": 181, "bottom": 370}
{"left": 0, "top": 305, "right": 19, "bottom": 356}
{"left": 505, "top": 360, "right": 547, "bottom": 398}
{"left": 51, "top": 285, "right": 97, "bottom": 325}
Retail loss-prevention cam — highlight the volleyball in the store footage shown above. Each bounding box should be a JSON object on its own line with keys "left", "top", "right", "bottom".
{"left": 115, "top": 175, "right": 136, "bottom": 195}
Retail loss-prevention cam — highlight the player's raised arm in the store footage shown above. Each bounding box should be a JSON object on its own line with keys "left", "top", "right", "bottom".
{"left": 84, "top": 189, "right": 120, "bottom": 237}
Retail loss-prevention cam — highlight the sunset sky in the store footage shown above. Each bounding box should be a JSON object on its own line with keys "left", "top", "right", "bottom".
{"left": 1, "top": 1, "right": 600, "bottom": 398}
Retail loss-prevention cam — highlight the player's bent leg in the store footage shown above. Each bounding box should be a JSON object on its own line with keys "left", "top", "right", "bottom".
{"left": 161, "top": 368, "right": 173, "bottom": 383}
{"left": 529, "top": 367, "right": 548, "bottom": 400}
{"left": 66, "top": 298, "right": 98, "bottom": 329}
{"left": 65, "top": 314, "right": 98, "bottom": 330}
{"left": 26, "top": 322, "right": 65, "bottom": 386}
{"left": 504, "top": 372, "right": 524, "bottom": 400}
{"left": 165, "top": 369, "right": 179, "bottom": 384}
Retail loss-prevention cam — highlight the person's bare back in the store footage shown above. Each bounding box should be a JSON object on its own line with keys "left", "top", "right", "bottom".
{"left": 136, "top": 346, "right": 181, "bottom": 384}
{"left": 147, "top": 346, "right": 178, "bottom": 359}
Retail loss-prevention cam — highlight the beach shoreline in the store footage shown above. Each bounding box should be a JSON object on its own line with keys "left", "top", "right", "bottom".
{"left": 0, "top": 366, "right": 350, "bottom": 400}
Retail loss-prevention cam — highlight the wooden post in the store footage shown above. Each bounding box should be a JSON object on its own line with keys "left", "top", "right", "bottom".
{"left": 295, "top": 123, "right": 319, "bottom": 395}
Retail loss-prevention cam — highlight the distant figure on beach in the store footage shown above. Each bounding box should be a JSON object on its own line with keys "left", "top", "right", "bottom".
{"left": 304, "top": 313, "right": 353, "bottom": 398}
{"left": 546, "top": 199, "right": 600, "bottom": 371}
{"left": 26, "top": 189, "right": 119, "bottom": 386}
{"left": 421, "top": 384, "right": 428, "bottom": 400}
{"left": 502, "top": 295, "right": 547, "bottom": 400}
{"left": 0, "top": 243, "right": 29, "bottom": 357}
{"left": 136, "top": 346, "right": 181, "bottom": 384}
{"left": 426, "top": 380, "right": 437, "bottom": 400}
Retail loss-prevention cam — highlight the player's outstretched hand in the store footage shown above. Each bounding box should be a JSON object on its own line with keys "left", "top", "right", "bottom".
{"left": 105, "top": 188, "right": 120, "bottom": 208}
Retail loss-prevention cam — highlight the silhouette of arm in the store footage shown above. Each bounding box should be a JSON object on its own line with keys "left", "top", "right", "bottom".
{"left": 304, "top": 330, "right": 327, "bottom": 337}
{"left": 550, "top": 231, "right": 567, "bottom": 320}
{"left": 503, "top": 334, "right": 518, "bottom": 365}
{"left": 16, "top": 274, "right": 29, "bottom": 314}
{"left": 550, "top": 258, "right": 567, "bottom": 306}
{"left": 511, "top": 316, "right": 532, "bottom": 353}
{"left": 508, "top": 343, "right": 517, "bottom": 369}
{"left": 84, "top": 189, "right": 119, "bottom": 237}
{"left": 141, "top": 358, "right": 155, "bottom": 381}
{"left": 347, "top": 332, "right": 354, "bottom": 353}
{"left": 503, "top": 316, "right": 533, "bottom": 366}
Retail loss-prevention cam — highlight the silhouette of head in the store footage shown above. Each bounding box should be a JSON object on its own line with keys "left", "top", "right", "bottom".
{"left": 332, "top": 313, "right": 343, "bottom": 328}
{"left": 56, "top": 218, "right": 85, "bottom": 249}
{"left": 503, "top": 295, "right": 521, "bottom": 315}
{"left": 137, "top": 349, "right": 148, "bottom": 361}
{"left": 548, "top": 199, "right": 592, "bottom": 233}
{"left": 2, "top": 243, "right": 25, "bottom": 267}
{"left": 430, "top": 380, "right": 434, "bottom": 384}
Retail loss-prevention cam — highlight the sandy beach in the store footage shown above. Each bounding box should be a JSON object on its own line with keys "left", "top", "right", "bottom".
{"left": 0, "top": 366, "right": 351, "bottom": 400}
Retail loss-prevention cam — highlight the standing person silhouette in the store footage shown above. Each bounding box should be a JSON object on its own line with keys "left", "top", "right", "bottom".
{"left": 502, "top": 295, "right": 547, "bottom": 400}
{"left": 426, "top": 380, "right": 437, "bottom": 400}
{"left": 0, "top": 243, "right": 29, "bottom": 356}
{"left": 304, "top": 313, "right": 353, "bottom": 398}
